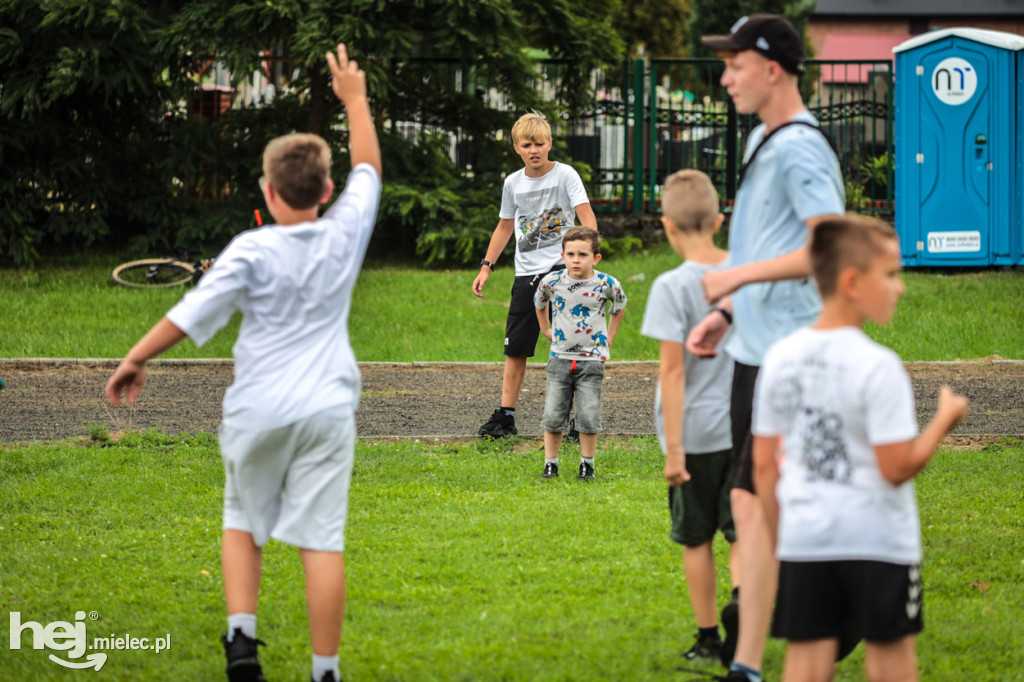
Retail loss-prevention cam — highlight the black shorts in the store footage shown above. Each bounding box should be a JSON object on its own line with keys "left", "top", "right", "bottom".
{"left": 772, "top": 560, "right": 924, "bottom": 643}
{"left": 730, "top": 361, "right": 759, "bottom": 493}
{"left": 668, "top": 449, "right": 736, "bottom": 546}
{"left": 504, "top": 266, "right": 562, "bottom": 357}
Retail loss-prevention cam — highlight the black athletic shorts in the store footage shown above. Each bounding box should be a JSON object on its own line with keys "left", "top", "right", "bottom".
{"left": 668, "top": 448, "right": 736, "bottom": 546}
{"left": 730, "top": 361, "right": 759, "bottom": 493}
{"left": 772, "top": 560, "right": 924, "bottom": 642}
{"left": 504, "top": 265, "right": 562, "bottom": 357}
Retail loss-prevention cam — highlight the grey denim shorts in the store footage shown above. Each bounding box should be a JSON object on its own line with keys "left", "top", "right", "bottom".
{"left": 541, "top": 357, "right": 604, "bottom": 433}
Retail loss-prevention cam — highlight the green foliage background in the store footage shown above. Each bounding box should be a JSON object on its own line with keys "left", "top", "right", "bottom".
{"left": 0, "top": 0, "right": 623, "bottom": 266}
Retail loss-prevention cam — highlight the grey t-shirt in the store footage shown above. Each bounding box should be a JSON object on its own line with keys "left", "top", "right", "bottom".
{"left": 641, "top": 260, "right": 733, "bottom": 454}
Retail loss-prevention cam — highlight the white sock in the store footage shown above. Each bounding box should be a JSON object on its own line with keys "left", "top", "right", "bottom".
{"left": 546, "top": 458, "right": 559, "bottom": 465}
{"left": 581, "top": 457, "right": 594, "bottom": 465}
{"left": 312, "top": 653, "right": 340, "bottom": 681}
{"left": 226, "top": 613, "right": 257, "bottom": 641}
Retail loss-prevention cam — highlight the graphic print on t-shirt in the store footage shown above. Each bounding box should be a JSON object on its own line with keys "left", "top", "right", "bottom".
{"left": 768, "top": 373, "right": 852, "bottom": 484}
{"left": 801, "top": 406, "right": 851, "bottom": 483}
{"left": 516, "top": 187, "right": 570, "bottom": 254}
{"left": 535, "top": 271, "right": 627, "bottom": 361}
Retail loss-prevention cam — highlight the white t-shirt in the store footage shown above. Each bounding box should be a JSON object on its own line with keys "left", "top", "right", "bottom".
{"left": 641, "top": 261, "right": 733, "bottom": 455}
{"left": 499, "top": 162, "right": 590, "bottom": 275}
{"left": 726, "top": 111, "right": 845, "bottom": 365}
{"left": 167, "top": 164, "right": 381, "bottom": 431}
{"left": 534, "top": 269, "right": 627, "bottom": 362}
{"left": 753, "top": 327, "right": 921, "bottom": 564}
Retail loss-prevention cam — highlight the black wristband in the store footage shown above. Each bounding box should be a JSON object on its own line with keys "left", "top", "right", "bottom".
{"left": 712, "top": 306, "right": 733, "bottom": 324}
{"left": 480, "top": 259, "right": 494, "bottom": 270}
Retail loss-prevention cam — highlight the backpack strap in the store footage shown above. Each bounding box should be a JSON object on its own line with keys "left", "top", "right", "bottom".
{"left": 737, "top": 121, "right": 835, "bottom": 188}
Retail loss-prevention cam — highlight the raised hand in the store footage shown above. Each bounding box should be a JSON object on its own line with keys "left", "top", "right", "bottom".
{"left": 326, "top": 43, "right": 366, "bottom": 105}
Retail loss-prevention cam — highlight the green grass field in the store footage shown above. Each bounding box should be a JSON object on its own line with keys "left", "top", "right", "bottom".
{"left": 1, "top": 434, "right": 1020, "bottom": 680}
{"left": 2, "top": 245, "right": 1023, "bottom": 360}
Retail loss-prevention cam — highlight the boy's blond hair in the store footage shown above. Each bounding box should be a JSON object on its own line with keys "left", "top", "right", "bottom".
{"left": 562, "top": 225, "right": 600, "bottom": 254}
{"left": 810, "top": 215, "right": 899, "bottom": 297}
{"left": 511, "top": 111, "right": 552, "bottom": 144}
{"left": 661, "top": 169, "right": 720, "bottom": 234}
{"left": 262, "top": 133, "right": 332, "bottom": 210}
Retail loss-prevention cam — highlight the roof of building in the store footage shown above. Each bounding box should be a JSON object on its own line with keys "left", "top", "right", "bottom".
{"left": 893, "top": 27, "right": 1024, "bottom": 52}
{"left": 816, "top": 33, "right": 909, "bottom": 83}
{"left": 814, "top": 0, "right": 1024, "bottom": 16}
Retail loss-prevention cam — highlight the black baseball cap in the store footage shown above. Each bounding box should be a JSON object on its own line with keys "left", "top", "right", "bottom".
{"left": 702, "top": 14, "right": 805, "bottom": 75}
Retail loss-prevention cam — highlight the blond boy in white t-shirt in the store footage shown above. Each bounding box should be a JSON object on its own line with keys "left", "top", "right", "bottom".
{"left": 471, "top": 111, "right": 597, "bottom": 438}
{"left": 105, "top": 45, "right": 380, "bottom": 682}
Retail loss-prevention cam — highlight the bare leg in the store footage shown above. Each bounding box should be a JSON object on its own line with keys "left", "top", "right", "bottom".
{"left": 544, "top": 430, "right": 562, "bottom": 461}
{"left": 579, "top": 432, "right": 597, "bottom": 460}
{"left": 728, "top": 537, "right": 741, "bottom": 589}
{"left": 731, "top": 488, "right": 778, "bottom": 671}
{"left": 782, "top": 639, "right": 838, "bottom": 682}
{"left": 683, "top": 541, "right": 718, "bottom": 628}
{"left": 223, "top": 530, "right": 262, "bottom": 615}
{"left": 501, "top": 356, "right": 528, "bottom": 408}
{"left": 864, "top": 635, "right": 918, "bottom": 682}
{"left": 301, "top": 549, "right": 347, "bottom": 656}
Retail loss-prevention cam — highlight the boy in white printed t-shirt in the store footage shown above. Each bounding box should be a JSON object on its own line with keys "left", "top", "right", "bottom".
{"left": 641, "top": 170, "right": 738, "bottom": 666}
{"left": 752, "top": 215, "right": 968, "bottom": 682}
{"left": 534, "top": 226, "right": 626, "bottom": 479}
{"left": 105, "top": 45, "right": 380, "bottom": 682}
{"left": 472, "top": 111, "right": 598, "bottom": 438}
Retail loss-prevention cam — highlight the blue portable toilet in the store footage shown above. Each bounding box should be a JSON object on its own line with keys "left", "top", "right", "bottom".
{"left": 894, "top": 28, "right": 1024, "bottom": 267}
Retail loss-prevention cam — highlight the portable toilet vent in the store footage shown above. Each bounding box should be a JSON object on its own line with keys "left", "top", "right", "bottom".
{"left": 894, "top": 28, "right": 1024, "bottom": 266}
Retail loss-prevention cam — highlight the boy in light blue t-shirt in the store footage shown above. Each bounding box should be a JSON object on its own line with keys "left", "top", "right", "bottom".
{"left": 534, "top": 226, "right": 626, "bottom": 480}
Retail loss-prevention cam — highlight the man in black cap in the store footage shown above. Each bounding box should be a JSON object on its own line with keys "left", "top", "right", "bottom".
{"left": 686, "top": 14, "right": 845, "bottom": 682}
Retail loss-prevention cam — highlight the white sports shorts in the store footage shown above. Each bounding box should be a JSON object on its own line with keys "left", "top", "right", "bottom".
{"left": 219, "top": 406, "right": 355, "bottom": 551}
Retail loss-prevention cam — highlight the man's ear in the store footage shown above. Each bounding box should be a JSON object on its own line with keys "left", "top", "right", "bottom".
{"left": 712, "top": 213, "right": 725, "bottom": 234}
{"left": 320, "top": 179, "right": 335, "bottom": 205}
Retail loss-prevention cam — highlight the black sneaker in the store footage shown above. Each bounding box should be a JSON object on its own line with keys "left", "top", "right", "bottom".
{"left": 221, "top": 628, "right": 267, "bottom": 682}
{"left": 564, "top": 417, "right": 580, "bottom": 444}
{"left": 543, "top": 461, "right": 559, "bottom": 478}
{"left": 311, "top": 671, "right": 341, "bottom": 682}
{"left": 683, "top": 635, "right": 722, "bottom": 662}
{"left": 478, "top": 409, "right": 517, "bottom": 437}
{"left": 719, "top": 595, "right": 739, "bottom": 667}
{"left": 578, "top": 461, "right": 594, "bottom": 480}
{"left": 715, "top": 671, "right": 756, "bottom": 682}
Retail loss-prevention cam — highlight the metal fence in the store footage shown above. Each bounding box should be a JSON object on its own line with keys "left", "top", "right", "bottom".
{"left": 558, "top": 58, "right": 894, "bottom": 214}
{"left": 379, "top": 58, "right": 894, "bottom": 215}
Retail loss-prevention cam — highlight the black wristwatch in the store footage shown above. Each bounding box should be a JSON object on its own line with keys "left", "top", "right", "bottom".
{"left": 480, "top": 259, "right": 495, "bottom": 270}
{"left": 712, "top": 306, "right": 733, "bottom": 324}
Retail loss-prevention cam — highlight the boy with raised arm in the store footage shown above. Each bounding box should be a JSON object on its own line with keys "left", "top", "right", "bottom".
{"left": 105, "top": 44, "right": 381, "bottom": 682}
{"left": 752, "top": 216, "right": 968, "bottom": 682}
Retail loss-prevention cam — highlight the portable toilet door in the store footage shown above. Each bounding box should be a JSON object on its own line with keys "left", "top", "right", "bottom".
{"left": 894, "top": 28, "right": 1024, "bottom": 267}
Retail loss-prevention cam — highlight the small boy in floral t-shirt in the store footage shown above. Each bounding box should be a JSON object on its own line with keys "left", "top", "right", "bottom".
{"left": 534, "top": 226, "right": 627, "bottom": 480}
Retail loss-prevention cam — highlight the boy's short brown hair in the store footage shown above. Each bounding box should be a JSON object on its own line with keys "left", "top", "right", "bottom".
{"left": 511, "top": 111, "right": 552, "bottom": 144}
{"left": 661, "top": 169, "right": 720, "bottom": 234}
{"left": 562, "top": 226, "right": 600, "bottom": 254}
{"left": 810, "top": 215, "right": 899, "bottom": 297}
{"left": 262, "top": 133, "right": 332, "bottom": 210}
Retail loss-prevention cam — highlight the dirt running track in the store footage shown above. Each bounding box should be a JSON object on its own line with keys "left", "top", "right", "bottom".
{"left": 1, "top": 359, "right": 1022, "bottom": 446}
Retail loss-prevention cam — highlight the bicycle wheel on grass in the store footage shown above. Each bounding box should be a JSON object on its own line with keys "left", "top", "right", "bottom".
{"left": 111, "top": 259, "right": 196, "bottom": 289}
